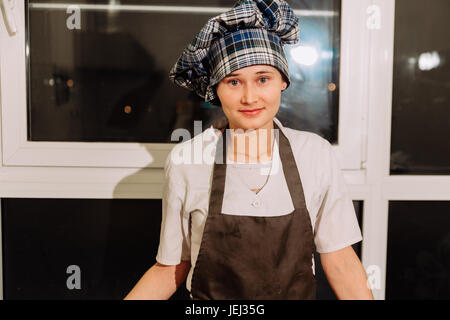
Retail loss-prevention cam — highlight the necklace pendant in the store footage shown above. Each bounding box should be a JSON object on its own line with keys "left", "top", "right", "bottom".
{"left": 251, "top": 188, "right": 261, "bottom": 195}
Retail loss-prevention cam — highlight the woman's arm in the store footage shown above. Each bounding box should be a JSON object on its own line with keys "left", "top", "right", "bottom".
{"left": 124, "top": 260, "right": 191, "bottom": 300}
{"left": 320, "top": 246, "right": 374, "bottom": 300}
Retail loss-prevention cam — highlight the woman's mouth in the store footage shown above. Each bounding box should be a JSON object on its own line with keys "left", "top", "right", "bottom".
{"left": 239, "top": 107, "right": 264, "bottom": 117}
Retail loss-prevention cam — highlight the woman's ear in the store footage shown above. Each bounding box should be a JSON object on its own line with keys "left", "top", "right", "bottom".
{"left": 281, "top": 81, "right": 288, "bottom": 91}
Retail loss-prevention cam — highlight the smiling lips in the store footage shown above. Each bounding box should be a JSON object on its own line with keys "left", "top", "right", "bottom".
{"left": 239, "top": 107, "right": 264, "bottom": 116}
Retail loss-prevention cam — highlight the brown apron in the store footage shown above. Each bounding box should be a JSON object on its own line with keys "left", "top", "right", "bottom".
{"left": 190, "top": 119, "right": 316, "bottom": 300}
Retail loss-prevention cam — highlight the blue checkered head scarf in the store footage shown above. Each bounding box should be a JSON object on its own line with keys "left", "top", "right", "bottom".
{"left": 169, "top": 0, "right": 300, "bottom": 103}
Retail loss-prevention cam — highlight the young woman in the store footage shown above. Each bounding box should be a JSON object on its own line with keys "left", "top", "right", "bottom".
{"left": 125, "top": 0, "right": 374, "bottom": 300}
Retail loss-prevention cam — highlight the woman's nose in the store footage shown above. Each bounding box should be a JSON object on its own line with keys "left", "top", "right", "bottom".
{"left": 241, "top": 84, "right": 258, "bottom": 104}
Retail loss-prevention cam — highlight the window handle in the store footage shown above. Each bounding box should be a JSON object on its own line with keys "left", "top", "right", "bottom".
{"left": 0, "top": 0, "right": 17, "bottom": 36}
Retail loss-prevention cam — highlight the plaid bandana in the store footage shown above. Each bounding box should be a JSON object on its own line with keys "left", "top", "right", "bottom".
{"left": 169, "top": 0, "right": 299, "bottom": 103}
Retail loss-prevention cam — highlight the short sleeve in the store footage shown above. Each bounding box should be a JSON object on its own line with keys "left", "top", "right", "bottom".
{"left": 313, "top": 140, "right": 363, "bottom": 253}
{"left": 155, "top": 147, "right": 191, "bottom": 265}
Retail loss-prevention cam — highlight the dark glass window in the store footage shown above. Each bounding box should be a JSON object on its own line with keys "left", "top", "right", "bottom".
{"left": 386, "top": 201, "right": 450, "bottom": 299}
{"left": 2, "top": 198, "right": 362, "bottom": 300}
{"left": 27, "top": 0, "right": 341, "bottom": 143}
{"left": 390, "top": 0, "right": 450, "bottom": 175}
{"left": 1, "top": 198, "right": 189, "bottom": 300}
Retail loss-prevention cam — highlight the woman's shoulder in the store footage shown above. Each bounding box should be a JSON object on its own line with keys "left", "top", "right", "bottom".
{"left": 278, "top": 121, "right": 334, "bottom": 187}
{"left": 166, "top": 126, "right": 218, "bottom": 169}
{"left": 164, "top": 127, "right": 219, "bottom": 190}
{"left": 279, "top": 123, "right": 331, "bottom": 153}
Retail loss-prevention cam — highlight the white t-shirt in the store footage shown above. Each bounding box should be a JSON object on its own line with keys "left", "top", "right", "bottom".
{"left": 156, "top": 117, "right": 363, "bottom": 293}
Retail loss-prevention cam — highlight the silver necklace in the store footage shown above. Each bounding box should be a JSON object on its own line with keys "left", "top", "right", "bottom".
{"left": 234, "top": 136, "right": 276, "bottom": 195}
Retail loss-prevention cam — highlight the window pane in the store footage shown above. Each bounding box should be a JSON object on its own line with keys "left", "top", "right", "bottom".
{"left": 390, "top": 0, "right": 450, "bottom": 175}
{"left": 1, "top": 198, "right": 362, "bottom": 300}
{"left": 1, "top": 198, "right": 189, "bottom": 300}
{"left": 282, "top": 0, "right": 341, "bottom": 143}
{"left": 27, "top": 0, "right": 341, "bottom": 143}
{"left": 386, "top": 201, "right": 450, "bottom": 299}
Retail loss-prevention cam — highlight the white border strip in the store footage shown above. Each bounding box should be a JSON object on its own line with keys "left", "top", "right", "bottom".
{"left": 28, "top": 3, "right": 338, "bottom": 17}
{"left": 364, "top": 0, "right": 396, "bottom": 300}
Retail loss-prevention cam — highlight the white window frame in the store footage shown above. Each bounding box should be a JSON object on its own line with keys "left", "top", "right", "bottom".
{"left": 362, "top": 0, "right": 450, "bottom": 300}
{"left": 1, "top": 1, "right": 367, "bottom": 172}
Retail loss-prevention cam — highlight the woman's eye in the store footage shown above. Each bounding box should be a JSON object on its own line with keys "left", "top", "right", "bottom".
{"left": 229, "top": 79, "right": 239, "bottom": 86}
{"left": 259, "top": 77, "right": 268, "bottom": 84}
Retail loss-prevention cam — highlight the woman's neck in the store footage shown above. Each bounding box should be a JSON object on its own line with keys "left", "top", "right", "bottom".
{"left": 227, "top": 126, "right": 275, "bottom": 163}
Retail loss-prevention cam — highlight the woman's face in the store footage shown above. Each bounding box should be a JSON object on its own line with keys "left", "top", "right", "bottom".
{"left": 216, "top": 64, "right": 287, "bottom": 131}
